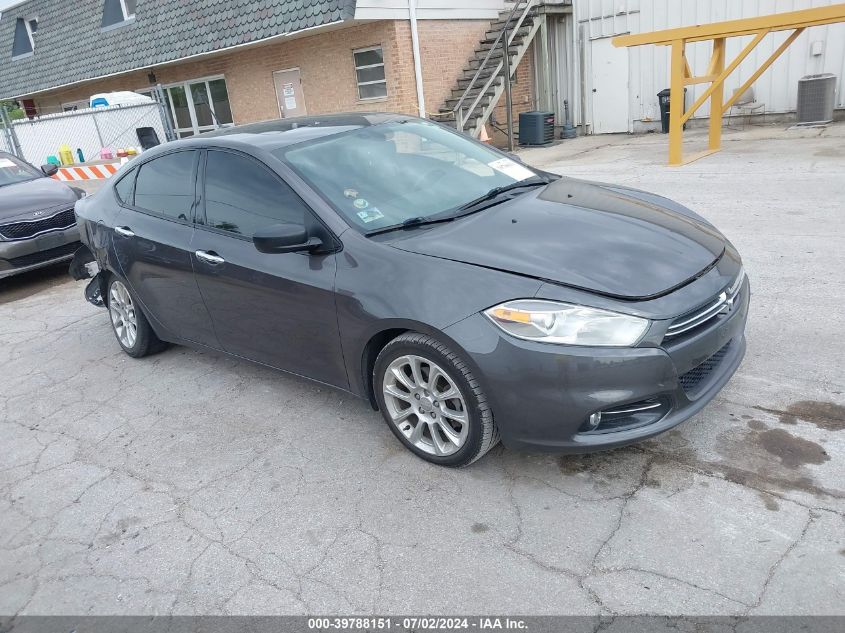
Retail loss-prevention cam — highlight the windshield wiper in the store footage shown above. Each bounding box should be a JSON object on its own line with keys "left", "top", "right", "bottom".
{"left": 366, "top": 215, "right": 456, "bottom": 237}
{"left": 365, "top": 177, "right": 551, "bottom": 237}
{"left": 455, "top": 177, "right": 550, "bottom": 216}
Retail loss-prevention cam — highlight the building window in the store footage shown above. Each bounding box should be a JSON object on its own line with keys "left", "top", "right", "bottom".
{"left": 12, "top": 17, "right": 37, "bottom": 59}
{"left": 102, "top": 0, "right": 136, "bottom": 29}
{"left": 353, "top": 46, "right": 387, "bottom": 100}
{"left": 139, "top": 76, "right": 233, "bottom": 139}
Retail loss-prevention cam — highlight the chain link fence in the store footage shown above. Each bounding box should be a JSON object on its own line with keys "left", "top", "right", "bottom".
{"left": 0, "top": 106, "right": 20, "bottom": 156}
{"left": 0, "top": 85, "right": 175, "bottom": 167}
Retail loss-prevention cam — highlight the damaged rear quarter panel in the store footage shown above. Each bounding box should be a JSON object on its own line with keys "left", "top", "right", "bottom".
{"left": 74, "top": 190, "right": 121, "bottom": 277}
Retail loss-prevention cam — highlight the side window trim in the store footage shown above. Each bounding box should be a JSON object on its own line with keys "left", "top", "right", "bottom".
{"left": 197, "top": 147, "right": 319, "bottom": 241}
{"left": 113, "top": 167, "right": 138, "bottom": 207}
{"left": 197, "top": 149, "right": 210, "bottom": 230}
{"left": 191, "top": 151, "right": 204, "bottom": 225}
{"left": 128, "top": 149, "right": 200, "bottom": 225}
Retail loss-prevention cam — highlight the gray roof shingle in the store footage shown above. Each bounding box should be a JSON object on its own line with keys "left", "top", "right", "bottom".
{"left": 0, "top": 0, "right": 357, "bottom": 99}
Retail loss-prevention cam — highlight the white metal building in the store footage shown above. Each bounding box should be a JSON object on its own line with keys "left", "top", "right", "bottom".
{"left": 540, "top": 0, "right": 845, "bottom": 134}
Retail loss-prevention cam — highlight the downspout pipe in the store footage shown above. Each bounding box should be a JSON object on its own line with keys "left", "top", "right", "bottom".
{"left": 409, "top": 0, "right": 426, "bottom": 118}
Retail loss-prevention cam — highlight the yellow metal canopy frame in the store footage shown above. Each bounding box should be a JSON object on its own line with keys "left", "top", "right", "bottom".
{"left": 613, "top": 4, "right": 845, "bottom": 166}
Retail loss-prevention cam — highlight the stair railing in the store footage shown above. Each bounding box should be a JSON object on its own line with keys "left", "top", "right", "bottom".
{"left": 452, "top": 0, "right": 537, "bottom": 135}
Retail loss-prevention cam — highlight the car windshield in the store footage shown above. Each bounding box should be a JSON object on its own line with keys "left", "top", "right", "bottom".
{"left": 0, "top": 154, "right": 41, "bottom": 187}
{"left": 275, "top": 120, "right": 539, "bottom": 232}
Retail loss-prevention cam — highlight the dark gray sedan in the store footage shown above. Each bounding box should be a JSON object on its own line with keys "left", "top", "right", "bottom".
{"left": 71, "top": 113, "right": 748, "bottom": 467}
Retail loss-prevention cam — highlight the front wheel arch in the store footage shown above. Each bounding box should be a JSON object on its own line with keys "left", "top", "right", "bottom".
{"left": 361, "top": 328, "right": 410, "bottom": 410}
{"left": 359, "top": 322, "right": 491, "bottom": 413}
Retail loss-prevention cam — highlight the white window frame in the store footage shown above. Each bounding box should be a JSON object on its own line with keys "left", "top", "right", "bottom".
{"left": 101, "top": 0, "right": 136, "bottom": 31}
{"left": 119, "top": 0, "right": 136, "bottom": 20}
{"left": 353, "top": 45, "right": 387, "bottom": 101}
{"left": 138, "top": 75, "right": 234, "bottom": 139}
{"left": 25, "top": 17, "right": 38, "bottom": 48}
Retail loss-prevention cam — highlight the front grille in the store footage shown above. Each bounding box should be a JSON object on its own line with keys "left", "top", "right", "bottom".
{"left": 665, "top": 271, "right": 745, "bottom": 341}
{"left": 0, "top": 208, "right": 76, "bottom": 240}
{"left": 678, "top": 342, "right": 731, "bottom": 397}
{"left": 7, "top": 241, "right": 79, "bottom": 268}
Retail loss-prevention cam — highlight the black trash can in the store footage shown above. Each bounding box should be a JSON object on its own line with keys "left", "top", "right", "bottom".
{"left": 657, "top": 88, "right": 687, "bottom": 133}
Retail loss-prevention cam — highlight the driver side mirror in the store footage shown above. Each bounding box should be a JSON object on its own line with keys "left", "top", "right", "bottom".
{"left": 253, "top": 223, "right": 323, "bottom": 254}
{"left": 41, "top": 164, "right": 59, "bottom": 177}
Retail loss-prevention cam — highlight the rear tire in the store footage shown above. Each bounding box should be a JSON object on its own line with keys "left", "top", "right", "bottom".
{"left": 106, "top": 276, "right": 167, "bottom": 358}
{"left": 374, "top": 333, "right": 499, "bottom": 467}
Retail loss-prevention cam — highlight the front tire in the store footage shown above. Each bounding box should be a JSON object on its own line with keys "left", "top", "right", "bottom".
{"left": 374, "top": 333, "right": 499, "bottom": 467}
{"left": 107, "top": 277, "right": 167, "bottom": 358}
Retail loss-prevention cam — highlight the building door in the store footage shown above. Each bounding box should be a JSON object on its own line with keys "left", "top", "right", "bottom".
{"left": 590, "top": 36, "right": 629, "bottom": 134}
{"left": 274, "top": 69, "right": 307, "bottom": 118}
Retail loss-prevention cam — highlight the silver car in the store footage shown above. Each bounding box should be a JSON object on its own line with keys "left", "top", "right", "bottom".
{"left": 0, "top": 152, "right": 85, "bottom": 279}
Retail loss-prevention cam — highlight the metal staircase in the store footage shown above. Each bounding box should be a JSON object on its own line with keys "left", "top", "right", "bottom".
{"left": 436, "top": 0, "right": 543, "bottom": 138}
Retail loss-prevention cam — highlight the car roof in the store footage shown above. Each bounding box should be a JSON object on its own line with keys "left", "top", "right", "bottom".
{"left": 195, "top": 112, "right": 410, "bottom": 151}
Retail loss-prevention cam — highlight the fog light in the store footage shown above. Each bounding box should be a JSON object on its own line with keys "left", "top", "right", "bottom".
{"left": 587, "top": 412, "right": 602, "bottom": 431}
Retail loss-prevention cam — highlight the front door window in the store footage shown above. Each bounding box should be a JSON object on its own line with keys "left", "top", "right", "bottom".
{"left": 201, "top": 150, "right": 308, "bottom": 235}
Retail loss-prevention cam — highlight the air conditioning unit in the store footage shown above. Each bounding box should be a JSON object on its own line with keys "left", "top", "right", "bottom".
{"left": 796, "top": 74, "right": 836, "bottom": 125}
{"left": 518, "top": 111, "right": 555, "bottom": 145}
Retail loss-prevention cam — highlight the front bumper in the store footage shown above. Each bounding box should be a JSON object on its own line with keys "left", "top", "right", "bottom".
{"left": 0, "top": 226, "right": 81, "bottom": 279}
{"left": 444, "top": 278, "right": 750, "bottom": 453}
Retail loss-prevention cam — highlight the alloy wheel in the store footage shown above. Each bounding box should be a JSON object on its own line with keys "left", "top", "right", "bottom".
{"left": 382, "top": 354, "right": 469, "bottom": 456}
{"left": 109, "top": 280, "right": 138, "bottom": 349}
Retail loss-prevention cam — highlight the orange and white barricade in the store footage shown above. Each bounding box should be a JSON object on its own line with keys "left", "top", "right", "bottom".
{"left": 52, "top": 163, "right": 121, "bottom": 181}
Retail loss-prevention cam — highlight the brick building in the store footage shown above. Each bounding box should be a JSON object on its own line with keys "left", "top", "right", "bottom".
{"left": 0, "top": 0, "right": 557, "bottom": 144}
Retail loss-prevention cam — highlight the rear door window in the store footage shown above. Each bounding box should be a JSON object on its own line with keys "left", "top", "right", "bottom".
{"left": 113, "top": 168, "right": 136, "bottom": 205}
{"left": 133, "top": 151, "right": 198, "bottom": 221}
{"left": 201, "top": 150, "right": 308, "bottom": 237}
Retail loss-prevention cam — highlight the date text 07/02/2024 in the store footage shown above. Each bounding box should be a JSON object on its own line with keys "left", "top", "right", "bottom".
{"left": 306, "top": 617, "right": 528, "bottom": 630}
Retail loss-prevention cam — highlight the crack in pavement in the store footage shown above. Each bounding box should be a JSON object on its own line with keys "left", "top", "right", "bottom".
{"left": 743, "top": 508, "right": 817, "bottom": 615}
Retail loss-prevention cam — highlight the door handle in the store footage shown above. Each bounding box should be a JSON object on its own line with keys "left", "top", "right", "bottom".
{"left": 195, "top": 250, "right": 225, "bottom": 265}
{"left": 114, "top": 226, "right": 135, "bottom": 238}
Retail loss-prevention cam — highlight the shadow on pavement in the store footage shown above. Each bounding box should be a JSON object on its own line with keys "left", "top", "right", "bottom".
{"left": 0, "top": 262, "right": 73, "bottom": 306}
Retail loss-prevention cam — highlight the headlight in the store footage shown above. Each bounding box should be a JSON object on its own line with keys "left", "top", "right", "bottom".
{"left": 484, "top": 300, "right": 650, "bottom": 347}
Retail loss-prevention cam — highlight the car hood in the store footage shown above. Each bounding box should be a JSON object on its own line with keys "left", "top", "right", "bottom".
{"left": 387, "top": 177, "right": 726, "bottom": 300}
{"left": 0, "top": 177, "right": 78, "bottom": 223}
